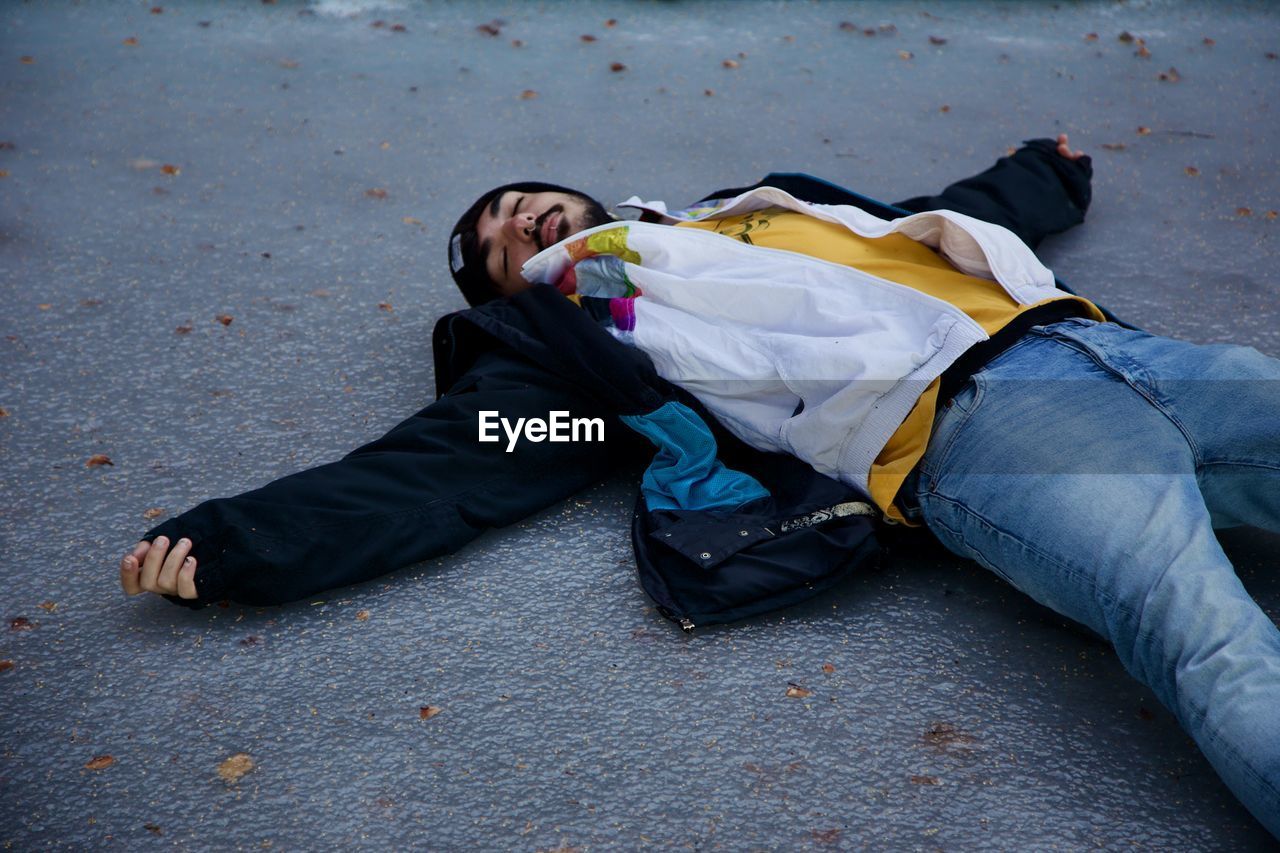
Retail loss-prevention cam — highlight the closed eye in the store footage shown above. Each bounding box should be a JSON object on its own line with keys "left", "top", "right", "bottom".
{"left": 503, "top": 196, "right": 526, "bottom": 280}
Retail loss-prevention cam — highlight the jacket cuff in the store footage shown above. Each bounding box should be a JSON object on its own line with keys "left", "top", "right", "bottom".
{"left": 1019, "top": 137, "right": 1093, "bottom": 216}
{"left": 140, "top": 519, "right": 229, "bottom": 609}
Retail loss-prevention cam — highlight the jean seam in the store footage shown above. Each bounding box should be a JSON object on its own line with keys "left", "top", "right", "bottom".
{"left": 922, "top": 375, "right": 985, "bottom": 487}
{"left": 1045, "top": 334, "right": 1207, "bottom": 470}
{"left": 924, "top": 490, "right": 1130, "bottom": 630}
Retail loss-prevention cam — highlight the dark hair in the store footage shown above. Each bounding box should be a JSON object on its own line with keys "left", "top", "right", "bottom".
{"left": 448, "top": 181, "right": 599, "bottom": 307}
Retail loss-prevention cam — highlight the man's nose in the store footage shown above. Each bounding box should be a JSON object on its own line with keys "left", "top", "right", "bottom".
{"left": 504, "top": 211, "right": 537, "bottom": 242}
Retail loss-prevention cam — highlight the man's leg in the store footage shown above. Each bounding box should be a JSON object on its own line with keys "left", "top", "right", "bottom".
{"left": 905, "top": 320, "right": 1280, "bottom": 837}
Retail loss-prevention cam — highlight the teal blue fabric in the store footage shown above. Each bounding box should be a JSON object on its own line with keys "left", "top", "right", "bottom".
{"left": 620, "top": 401, "right": 770, "bottom": 512}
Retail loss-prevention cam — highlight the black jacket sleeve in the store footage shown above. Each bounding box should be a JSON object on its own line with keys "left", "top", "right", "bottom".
{"left": 890, "top": 137, "right": 1093, "bottom": 251}
{"left": 141, "top": 346, "right": 640, "bottom": 609}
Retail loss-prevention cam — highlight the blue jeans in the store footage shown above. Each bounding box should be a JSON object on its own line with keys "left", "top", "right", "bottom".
{"left": 901, "top": 318, "right": 1280, "bottom": 837}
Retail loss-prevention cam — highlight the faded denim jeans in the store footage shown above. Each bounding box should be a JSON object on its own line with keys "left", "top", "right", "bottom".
{"left": 901, "top": 317, "right": 1280, "bottom": 837}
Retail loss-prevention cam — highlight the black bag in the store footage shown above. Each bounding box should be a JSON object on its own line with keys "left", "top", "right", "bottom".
{"left": 631, "top": 445, "right": 883, "bottom": 633}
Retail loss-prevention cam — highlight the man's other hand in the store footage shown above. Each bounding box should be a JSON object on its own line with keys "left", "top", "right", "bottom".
{"left": 1056, "top": 132, "right": 1086, "bottom": 161}
{"left": 120, "top": 536, "right": 198, "bottom": 600}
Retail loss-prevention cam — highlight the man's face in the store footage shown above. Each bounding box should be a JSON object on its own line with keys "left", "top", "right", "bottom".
{"left": 474, "top": 189, "right": 612, "bottom": 297}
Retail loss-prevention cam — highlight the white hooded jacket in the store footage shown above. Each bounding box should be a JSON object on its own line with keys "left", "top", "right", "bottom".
{"left": 520, "top": 186, "right": 1074, "bottom": 498}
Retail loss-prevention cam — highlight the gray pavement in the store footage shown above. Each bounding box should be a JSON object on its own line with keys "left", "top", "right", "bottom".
{"left": 2, "top": 0, "right": 1279, "bottom": 848}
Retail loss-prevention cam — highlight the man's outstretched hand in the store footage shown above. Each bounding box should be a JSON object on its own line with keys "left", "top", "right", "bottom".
{"left": 1055, "top": 132, "right": 1086, "bottom": 161}
{"left": 120, "top": 536, "right": 199, "bottom": 600}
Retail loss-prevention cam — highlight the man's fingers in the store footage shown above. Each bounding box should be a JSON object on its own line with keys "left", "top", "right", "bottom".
{"left": 157, "top": 538, "right": 192, "bottom": 592}
{"left": 120, "top": 553, "right": 143, "bottom": 595}
{"left": 177, "top": 557, "right": 198, "bottom": 600}
{"left": 139, "top": 535, "right": 168, "bottom": 590}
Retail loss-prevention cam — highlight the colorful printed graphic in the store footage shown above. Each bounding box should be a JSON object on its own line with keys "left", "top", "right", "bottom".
{"left": 565, "top": 226, "right": 642, "bottom": 266}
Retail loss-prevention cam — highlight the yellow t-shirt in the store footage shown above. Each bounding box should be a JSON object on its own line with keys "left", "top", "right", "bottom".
{"left": 677, "top": 208, "right": 1105, "bottom": 524}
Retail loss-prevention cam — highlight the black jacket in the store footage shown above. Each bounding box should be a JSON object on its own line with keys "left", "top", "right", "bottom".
{"left": 143, "top": 138, "right": 1105, "bottom": 626}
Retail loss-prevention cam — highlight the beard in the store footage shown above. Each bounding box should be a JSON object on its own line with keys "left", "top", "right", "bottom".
{"left": 533, "top": 194, "right": 614, "bottom": 251}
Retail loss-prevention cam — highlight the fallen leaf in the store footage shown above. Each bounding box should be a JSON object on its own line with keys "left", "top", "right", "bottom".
{"left": 143, "top": 507, "right": 164, "bottom": 519}
{"left": 1084, "top": 32, "right": 1098, "bottom": 42}
{"left": 476, "top": 23, "right": 501, "bottom": 37}
{"left": 811, "top": 829, "right": 842, "bottom": 844}
{"left": 610, "top": 62, "right": 626, "bottom": 72}
{"left": 80, "top": 298, "right": 103, "bottom": 307}
{"left": 1100, "top": 142, "right": 1126, "bottom": 150}
{"left": 1137, "top": 126, "right": 1152, "bottom": 135}
{"left": 785, "top": 682, "right": 812, "bottom": 699}
{"left": 419, "top": 705, "right": 442, "bottom": 720}
{"left": 1203, "top": 37, "right": 1215, "bottom": 46}
{"left": 144, "top": 824, "right": 162, "bottom": 835}
{"left": 1158, "top": 66, "right": 1180, "bottom": 82}
{"left": 391, "top": 24, "right": 407, "bottom": 33}
{"left": 365, "top": 188, "right": 388, "bottom": 199}
{"left": 704, "top": 88, "right": 715, "bottom": 96}
{"left": 215, "top": 314, "right": 233, "bottom": 326}
{"left": 86, "top": 454, "right": 113, "bottom": 468}
{"left": 0, "top": 142, "right": 15, "bottom": 150}
{"left": 377, "top": 302, "right": 393, "bottom": 311}
{"left": 939, "top": 104, "right": 950, "bottom": 112}
{"left": 19, "top": 56, "right": 35, "bottom": 64}
{"left": 371, "top": 20, "right": 384, "bottom": 28}
{"left": 152, "top": 186, "right": 170, "bottom": 196}
{"left": 922, "top": 722, "right": 979, "bottom": 749}
{"left": 782, "top": 35, "right": 795, "bottom": 42}
{"left": 929, "top": 35, "right": 947, "bottom": 45}
{"left": 37, "top": 303, "right": 52, "bottom": 310}
{"left": 174, "top": 323, "right": 193, "bottom": 334}
{"left": 85, "top": 755, "right": 115, "bottom": 770}
{"left": 898, "top": 50, "right": 913, "bottom": 60}
{"left": 520, "top": 89, "right": 537, "bottom": 99}
{"left": 863, "top": 28, "right": 876, "bottom": 36}
{"left": 1118, "top": 31, "right": 1135, "bottom": 43}
{"left": 217, "top": 753, "right": 254, "bottom": 782}
{"left": 401, "top": 216, "right": 422, "bottom": 225}
{"left": 1236, "top": 207, "right": 1252, "bottom": 217}
{"left": 510, "top": 39, "right": 523, "bottom": 47}
{"left": 10, "top": 617, "right": 33, "bottom": 631}
{"left": 1136, "top": 44, "right": 1151, "bottom": 58}
{"left": 1185, "top": 165, "right": 1200, "bottom": 176}
{"left": 311, "top": 288, "right": 331, "bottom": 297}
{"left": 0, "top": 407, "right": 8, "bottom": 417}
{"left": 278, "top": 59, "right": 299, "bottom": 69}
{"left": 909, "top": 774, "right": 940, "bottom": 785}
{"left": 822, "top": 663, "right": 835, "bottom": 674}
{"left": 37, "top": 601, "right": 56, "bottom": 613}
{"left": 604, "top": 18, "right": 617, "bottom": 27}
{"left": 151, "top": 5, "right": 164, "bottom": 12}
{"left": 161, "top": 164, "right": 180, "bottom": 175}
{"left": 356, "top": 610, "right": 370, "bottom": 621}
{"left": 1266, "top": 210, "right": 1278, "bottom": 220}
{"left": 0, "top": 170, "right": 9, "bottom": 178}
{"left": 0, "top": 660, "right": 13, "bottom": 672}
{"left": 838, "top": 21, "right": 856, "bottom": 32}
{"left": 580, "top": 34, "right": 597, "bottom": 42}
{"left": 722, "top": 59, "right": 739, "bottom": 69}
{"left": 123, "top": 37, "right": 139, "bottom": 46}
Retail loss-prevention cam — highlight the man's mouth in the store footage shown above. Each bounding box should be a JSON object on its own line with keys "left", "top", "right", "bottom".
{"left": 535, "top": 208, "right": 563, "bottom": 251}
